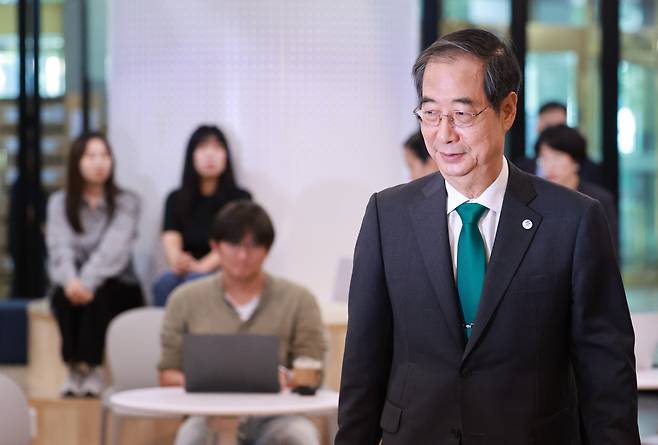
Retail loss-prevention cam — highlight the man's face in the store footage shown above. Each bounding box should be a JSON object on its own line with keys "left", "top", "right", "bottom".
{"left": 537, "top": 108, "right": 566, "bottom": 133}
{"left": 419, "top": 56, "right": 516, "bottom": 190}
{"left": 213, "top": 233, "right": 268, "bottom": 281}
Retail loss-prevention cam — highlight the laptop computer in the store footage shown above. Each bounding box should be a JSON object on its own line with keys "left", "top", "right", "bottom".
{"left": 183, "top": 334, "right": 280, "bottom": 393}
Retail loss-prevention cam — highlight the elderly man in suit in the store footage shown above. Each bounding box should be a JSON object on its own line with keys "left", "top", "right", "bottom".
{"left": 335, "top": 28, "right": 639, "bottom": 445}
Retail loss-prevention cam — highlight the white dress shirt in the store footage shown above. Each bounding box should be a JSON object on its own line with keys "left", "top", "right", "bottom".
{"left": 445, "top": 158, "right": 509, "bottom": 278}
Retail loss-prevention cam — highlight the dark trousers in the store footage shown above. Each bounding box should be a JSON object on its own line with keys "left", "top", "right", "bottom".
{"left": 50, "top": 278, "right": 144, "bottom": 366}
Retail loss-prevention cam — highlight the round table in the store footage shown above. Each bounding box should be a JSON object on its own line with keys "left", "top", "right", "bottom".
{"left": 110, "top": 387, "right": 339, "bottom": 445}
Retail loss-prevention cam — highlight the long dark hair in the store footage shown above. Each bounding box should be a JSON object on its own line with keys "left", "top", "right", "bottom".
{"left": 65, "top": 132, "right": 120, "bottom": 233}
{"left": 175, "top": 125, "right": 238, "bottom": 223}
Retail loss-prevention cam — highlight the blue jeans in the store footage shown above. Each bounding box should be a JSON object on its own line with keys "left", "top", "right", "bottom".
{"left": 152, "top": 271, "right": 209, "bottom": 306}
{"left": 174, "top": 415, "right": 320, "bottom": 445}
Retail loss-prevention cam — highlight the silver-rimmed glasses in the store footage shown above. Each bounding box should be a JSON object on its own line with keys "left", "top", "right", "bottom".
{"left": 413, "top": 106, "right": 488, "bottom": 128}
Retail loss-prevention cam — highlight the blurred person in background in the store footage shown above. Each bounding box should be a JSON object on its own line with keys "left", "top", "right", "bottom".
{"left": 46, "top": 132, "right": 143, "bottom": 397}
{"left": 403, "top": 130, "right": 438, "bottom": 180}
{"left": 152, "top": 125, "right": 251, "bottom": 306}
{"left": 536, "top": 101, "right": 568, "bottom": 133}
{"left": 516, "top": 101, "right": 603, "bottom": 186}
{"left": 536, "top": 124, "right": 618, "bottom": 252}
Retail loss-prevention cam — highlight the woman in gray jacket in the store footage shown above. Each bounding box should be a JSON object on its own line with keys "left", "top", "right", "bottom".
{"left": 46, "top": 132, "right": 143, "bottom": 397}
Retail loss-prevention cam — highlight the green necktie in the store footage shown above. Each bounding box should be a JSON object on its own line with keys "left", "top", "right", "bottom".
{"left": 456, "top": 203, "right": 488, "bottom": 339}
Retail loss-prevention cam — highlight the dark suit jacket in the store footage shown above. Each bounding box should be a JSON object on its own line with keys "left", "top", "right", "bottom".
{"left": 335, "top": 163, "right": 638, "bottom": 445}
{"left": 577, "top": 180, "right": 618, "bottom": 254}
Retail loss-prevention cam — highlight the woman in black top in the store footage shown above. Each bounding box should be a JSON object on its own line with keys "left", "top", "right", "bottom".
{"left": 153, "top": 125, "right": 251, "bottom": 305}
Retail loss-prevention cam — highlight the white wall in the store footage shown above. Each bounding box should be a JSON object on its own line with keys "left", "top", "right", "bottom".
{"left": 108, "top": 1, "right": 420, "bottom": 301}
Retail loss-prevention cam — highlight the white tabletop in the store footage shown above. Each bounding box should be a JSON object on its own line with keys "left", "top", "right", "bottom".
{"left": 109, "top": 387, "right": 339, "bottom": 417}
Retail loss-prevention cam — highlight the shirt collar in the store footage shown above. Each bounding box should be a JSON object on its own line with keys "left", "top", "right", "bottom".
{"left": 445, "top": 157, "right": 509, "bottom": 215}
{"left": 81, "top": 194, "right": 108, "bottom": 210}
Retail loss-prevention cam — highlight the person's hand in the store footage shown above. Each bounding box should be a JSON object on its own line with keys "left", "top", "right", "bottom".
{"left": 172, "top": 251, "right": 194, "bottom": 275}
{"left": 187, "top": 259, "right": 202, "bottom": 274}
{"left": 188, "top": 258, "right": 213, "bottom": 274}
{"left": 188, "top": 251, "right": 221, "bottom": 274}
{"left": 76, "top": 287, "right": 94, "bottom": 305}
{"left": 64, "top": 278, "right": 84, "bottom": 302}
{"left": 64, "top": 278, "right": 93, "bottom": 305}
{"left": 278, "top": 366, "right": 292, "bottom": 392}
{"left": 159, "top": 369, "right": 185, "bottom": 387}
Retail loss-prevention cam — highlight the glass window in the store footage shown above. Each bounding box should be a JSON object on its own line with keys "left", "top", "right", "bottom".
{"left": 619, "top": 0, "right": 658, "bottom": 296}
{"left": 40, "top": 36, "right": 65, "bottom": 98}
{"left": 525, "top": 1, "right": 602, "bottom": 162}
{"left": 0, "top": 2, "right": 18, "bottom": 99}
{"left": 0, "top": 0, "right": 18, "bottom": 297}
{"left": 442, "top": 0, "right": 510, "bottom": 27}
{"left": 530, "top": 0, "right": 589, "bottom": 26}
{"left": 524, "top": 51, "right": 579, "bottom": 155}
{"left": 620, "top": 0, "right": 656, "bottom": 33}
{"left": 40, "top": 1, "right": 66, "bottom": 198}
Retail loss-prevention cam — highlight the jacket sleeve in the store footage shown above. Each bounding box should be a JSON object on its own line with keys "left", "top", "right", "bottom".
{"left": 570, "top": 199, "right": 640, "bottom": 444}
{"left": 289, "top": 289, "right": 327, "bottom": 365}
{"left": 335, "top": 193, "right": 393, "bottom": 445}
{"left": 158, "top": 288, "right": 188, "bottom": 371}
{"left": 45, "top": 192, "right": 78, "bottom": 286}
{"left": 78, "top": 192, "right": 140, "bottom": 292}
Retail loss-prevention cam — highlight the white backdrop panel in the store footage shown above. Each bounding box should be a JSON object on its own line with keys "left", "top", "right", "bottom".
{"left": 108, "top": 0, "right": 420, "bottom": 301}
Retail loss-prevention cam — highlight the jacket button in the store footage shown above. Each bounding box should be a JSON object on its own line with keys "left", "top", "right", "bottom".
{"left": 450, "top": 428, "right": 461, "bottom": 438}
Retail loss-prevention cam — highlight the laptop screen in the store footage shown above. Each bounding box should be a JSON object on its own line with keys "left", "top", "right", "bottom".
{"left": 183, "top": 334, "right": 280, "bottom": 393}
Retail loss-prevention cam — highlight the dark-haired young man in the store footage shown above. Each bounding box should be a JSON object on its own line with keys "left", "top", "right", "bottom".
{"left": 537, "top": 101, "right": 568, "bottom": 133}
{"left": 336, "top": 28, "right": 638, "bottom": 445}
{"left": 158, "top": 200, "right": 326, "bottom": 445}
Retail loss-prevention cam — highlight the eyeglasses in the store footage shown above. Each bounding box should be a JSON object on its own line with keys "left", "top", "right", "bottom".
{"left": 222, "top": 240, "right": 263, "bottom": 254}
{"left": 413, "top": 106, "right": 488, "bottom": 128}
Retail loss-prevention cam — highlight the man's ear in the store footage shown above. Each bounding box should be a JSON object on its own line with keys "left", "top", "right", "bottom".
{"left": 501, "top": 91, "right": 518, "bottom": 130}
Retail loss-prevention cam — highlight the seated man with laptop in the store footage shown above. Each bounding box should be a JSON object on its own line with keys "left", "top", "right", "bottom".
{"left": 158, "top": 200, "right": 327, "bottom": 445}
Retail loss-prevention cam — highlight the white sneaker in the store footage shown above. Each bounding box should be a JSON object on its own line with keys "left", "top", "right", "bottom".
{"left": 79, "top": 366, "right": 104, "bottom": 398}
{"left": 60, "top": 368, "right": 83, "bottom": 397}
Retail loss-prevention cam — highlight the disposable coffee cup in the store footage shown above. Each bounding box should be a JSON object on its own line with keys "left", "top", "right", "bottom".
{"left": 292, "top": 357, "right": 323, "bottom": 394}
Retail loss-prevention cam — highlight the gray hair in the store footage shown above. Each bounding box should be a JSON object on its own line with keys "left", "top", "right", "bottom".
{"left": 412, "top": 28, "right": 521, "bottom": 112}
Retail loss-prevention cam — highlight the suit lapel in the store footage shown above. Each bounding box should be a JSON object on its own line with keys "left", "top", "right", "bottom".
{"left": 409, "top": 174, "right": 465, "bottom": 350}
{"left": 463, "top": 164, "right": 542, "bottom": 360}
